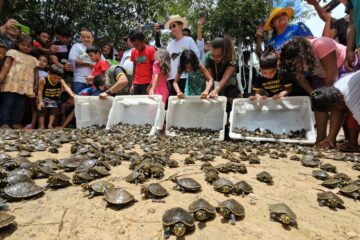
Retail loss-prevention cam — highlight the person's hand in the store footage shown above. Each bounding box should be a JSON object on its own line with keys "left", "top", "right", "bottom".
{"left": 315, "top": 139, "right": 335, "bottom": 149}
{"left": 148, "top": 87, "right": 155, "bottom": 95}
{"left": 0, "top": 74, "right": 5, "bottom": 82}
{"left": 37, "top": 102, "right": 44, "bottom": 111}
{"left": 64, "top": 63, "right": 74, "bottom": 72}
{"left": 99, "top": 92, "right": 108, "bottom": 99}
{"left": 130, "top": 85, "right": 134, "bottom": 94}
{"left": 70, "top": 92, "right": 76, "bottom": 98}
{"left": 153, "top": 23, "right": 160, "bottom": 33}
{"left": 345, "top": 50, "right": 355, "bottom": 72}
{"left": 323, "top": 11, "right": 332, "bottom": 22}
{"left": 177, "top": 92, "right": 185, "bottom": 99}
{"left": 197, "top": 17, "right": 205, "bottom": 29}
{"left": 200, "top": 90, "right": 209, "bottom": 99}
{"left": 256, "top": 25, "right": 265, "bottom": 38}
{"left": 272, "top": 94, "right": 281, "bottom": 100}
{"left": 306, "top": 0, "right": 319, "bottom": 6}
{"left": 249, "top": 96, "right": 257, "bottom": 101}
{"left": 49, "top": 45, "right": 58, "bottom": 53}
{"left": 5, "top": 19, "right": 19, "bottom": 30}
{"left": 208, "top": 89, "right": 219, "bottom": 98}
{"left": 85, "top": 75, "right": 94, "bottom": 84}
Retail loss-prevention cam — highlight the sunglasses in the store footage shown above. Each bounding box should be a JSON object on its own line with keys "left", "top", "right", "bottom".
{"left": 169, "top": 24, "right": 177, "bottom": 30}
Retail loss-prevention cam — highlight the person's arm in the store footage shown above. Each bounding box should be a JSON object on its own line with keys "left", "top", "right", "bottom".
{"left": 296, "top": 74, "right": 313, "bottom": 95}
{"left": 153, "top": 23, "right": 162, "bottom": 48}
{"left": 198, "top": 63, "right": 213, "bottom": 98}
{"left": 208, "top": 66, "right": 236, "bottom": 98}
{"left": 0, "top": 19, "right": 18, "bottom": 35}
{"left": 37, "top": 78, "right": 45, "bottom": 110}
{"left": 272, "top": 85, "right": 292, "bottom": 100}
{"left": 249, "top": 89, "right": 265, "bottom": 101}
{"left": 255, "top": 25, "right": 265, "bottom": 58}
{"left": 322, "top": 13, "right": 336, "bottom": 38}
{"left": 306, "top": 0, "right": 329, "bottom": 22}
{"left": 99, "top": 72, "right": 129, "bottom": 99}
{"left": 61, "top": 79, "right": 75, "bottom": 98}
{"left": 173, "top": 71, "right": 184, "bottom": 98}
{"left": 346, "top": 7, "right": 356, "bottom": 71}
{"left": 320, "top": 51, "right": 338, "bottom": 86}
{"left": 149, "top": 73, "right": 159, "bottom": 95}
{"left": 0, "top": 57, "right": 13, "bottom": 82}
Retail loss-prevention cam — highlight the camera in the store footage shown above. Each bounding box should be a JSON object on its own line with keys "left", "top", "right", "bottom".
{"left": 143, "top": 24, "right": 164, "bottom": 31}
{"left": 324, "top": 0, "right": 341, "bottom": 12}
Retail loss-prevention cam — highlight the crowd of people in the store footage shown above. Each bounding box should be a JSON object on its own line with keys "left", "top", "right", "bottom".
{"left": 0, "top": 0, "right": 359, "bottom": 152}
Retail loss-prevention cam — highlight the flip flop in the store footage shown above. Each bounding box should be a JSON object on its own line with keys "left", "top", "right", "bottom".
{"left": 337, "top": 142, "right": 360, "bottom": 153}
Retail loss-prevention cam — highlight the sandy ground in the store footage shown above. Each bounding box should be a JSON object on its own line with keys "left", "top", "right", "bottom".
{"left": 1, "top": 143, "right": 360, "bottom": 240}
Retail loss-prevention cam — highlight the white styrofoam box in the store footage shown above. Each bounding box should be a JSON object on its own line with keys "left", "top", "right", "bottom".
{"left": 106, "top": 95, "right": 165, "bottom": 135}
{"left": 75, "top": 96, "right": 114, "bottom": 128}
{"left": 229, "top": 97, "right": 316, "bottom": 144}
{"left": 166, "top": 96, "right": 228, "bottom": 140}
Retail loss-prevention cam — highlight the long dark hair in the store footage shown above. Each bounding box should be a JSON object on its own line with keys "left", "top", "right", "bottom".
{"left": 178, "top": 49, "right": 199, "bottom": 74}
{"left": 102, "top": 43, "right": 114, "bottom": 60}
{"left": 279, "top": 37, "right": 315, "bottom": 81}
{"left": 211, "top": 36, "right": 235, "bottom": 64}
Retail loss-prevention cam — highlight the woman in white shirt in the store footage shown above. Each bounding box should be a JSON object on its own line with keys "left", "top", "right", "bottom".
{"left": 165, "top": 15, "right": 200, "bottom": 96}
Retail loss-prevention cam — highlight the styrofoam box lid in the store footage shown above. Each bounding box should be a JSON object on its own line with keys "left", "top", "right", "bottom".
{"left": 106, "top": 95, "right": 165, "bottom": 135}
{"left": 75, "top": 96, "right": 114, "bottom": 129}
{"left": 229, "top": 97, "right": 316, "bottom": 144}
{"left": 166, "top": 96, "right": 228, "bottom": 140}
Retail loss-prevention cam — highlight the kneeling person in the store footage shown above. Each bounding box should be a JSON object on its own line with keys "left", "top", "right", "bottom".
{"left": 99, "top": 65, "right": 131, "bottom": 99}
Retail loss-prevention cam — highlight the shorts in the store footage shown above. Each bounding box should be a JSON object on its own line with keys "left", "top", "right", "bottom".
{"left": 37, "top": 107, "right": 59, "bottom": 116}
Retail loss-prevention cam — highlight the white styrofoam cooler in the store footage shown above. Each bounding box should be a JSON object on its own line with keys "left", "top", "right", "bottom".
{"left": 106, "top": 95, "right": 165, "bottom": 135}
{"left": 166, "top": 96, "right": 228, "bottom": 140}
{"left": 75, "top": 96, "right": 114, "bottom": 128}
{"left": 229, "top": 97, "right": 316, "bottom": 144}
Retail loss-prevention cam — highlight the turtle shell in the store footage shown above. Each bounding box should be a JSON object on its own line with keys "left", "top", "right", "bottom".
{"left": 333, "top": 173, "right": 351, "bottom": 181}
{"left": 72, "top": 172, "right": 94, "bottom": 184}
{"left": 89, "top": 166, "right": 110, "bottom": 177}
{"left": 18, "top": 150, "right": 31, "bottom": 158}
{"left": 312, "top": 170, "right": 330, "bottom": 180}
{"left": 321, "top": 178, "right": 342, "bottom": 188}
{"left": 0, "top": 212, "right": 15, "bottom": 228}
{"left": 317, "top": 191, "right": 344, "bottom": 204}
{"left": 0, "top": 153, "right": 12, "bottom": 161}
{"left": 204, "top": 170, "right": 219, "bottom": 183}
{"left": 47, "top": 173, "right": 71, "bottom": 187}
{"left": 104, "top": 188, "right": 135, "bottom": 205}
{"left": 290, "top": 155, "right": 300, "bottom": 161}
{"left": 256, "top": 171, "right": 273, "bottom": 184}
{"left": 269, "top": 203, "right": 297, "bottom": 220}
{"left": 143, "top": 183, "right": 168, "bottom": 197}
{"left": 234, "top": 181, "right": 253, "bottom": 195}
{"left": 4, "top": 182, "right": 44, "bottom": 199}
{"left": 339, "top": 184, "right": 360, "bottom": 199}
{"left": 4, "top": 174, "right": 34, "bottom": 185}
{"left": 176, "top": 178, "right": 201, "bottom": 191}
{"left": 217, "top": 199, "right": 245, "bottom": 217}
{"left": 162, "top": 207, "right": 195, "bottom": 227}
{"left": 75, "top": 159, "right": 98, "bottom": 173}
{"left": 90, "top": 181, "right": 115, "bottom": 194}
{"left": 213, "top": 178, "right": 233, "bottom": 193}
{"left": 188, "top": 198, "right": 216, "bottom": 214}
{"left": 320, "top": 163, "right": 337, "bottom": 173}
{"left": 125, "top": 171, "right": 145, "bottom": 183}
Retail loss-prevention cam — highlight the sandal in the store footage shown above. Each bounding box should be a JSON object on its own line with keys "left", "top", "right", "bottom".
{"left": 337, "top": 142, "right": 360, "bottom": 153}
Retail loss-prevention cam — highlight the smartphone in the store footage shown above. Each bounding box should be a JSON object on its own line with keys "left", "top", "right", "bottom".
{"left": 17, "top": 23, "right": 30, "bottom": 34}
{"left": 57, "top": 45, "right": 68, "bottom": 53}
{"left": 324, "top": 0, "right": 340, "bottom": 12}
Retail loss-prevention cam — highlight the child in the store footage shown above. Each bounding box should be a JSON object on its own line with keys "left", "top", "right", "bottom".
{"left": 173, "top": 49, "right": 214, "bottom": 98}
{"left": 0, "top": 43, "right": 8, "bottom": 68}
{"left": 86, "top": 46, "right": 109, "bottom": 78}
{"left": 37, "top": 64, "right": 75, "bottom": 129}
{"left": 129, "top": 30, "right": 156, "bottom": 95}
{"left": 0, "top": 34, "right": 38, "bottom": 129}
{"left": 249, "top": 52, "right": 292, "bottom": 100}
{"left": 148, "top": 48, "right": 170, "bottom": 105}
{"left": 37, "top": 54, "right": 49, "bottom": 79}
{"left": 79, "top": 74, "right": 107, "bottom": 96}
{"left": 33, "top": 30, "right": 51, "bottom": 56}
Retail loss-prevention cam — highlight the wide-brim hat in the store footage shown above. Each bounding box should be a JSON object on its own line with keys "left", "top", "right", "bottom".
{"left": 165, "top": 15, "right": 189, "bottom": 29}
{"left": 264, "top": 7, "right": 294, "bottom": 31}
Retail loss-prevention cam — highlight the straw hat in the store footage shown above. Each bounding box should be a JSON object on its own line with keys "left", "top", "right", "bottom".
{"left": 264, "top": 7, "right": 294, "bottom": 31}
{"left": 165, "top": 15, "right": 189, "bottom": 29}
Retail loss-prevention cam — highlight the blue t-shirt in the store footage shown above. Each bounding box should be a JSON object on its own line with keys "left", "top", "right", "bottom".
{"left": 265, "top": 22, "right": 313, "bottom": 52}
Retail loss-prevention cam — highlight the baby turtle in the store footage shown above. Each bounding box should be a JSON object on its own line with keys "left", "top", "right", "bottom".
{"left": 353, "top": 163, "right": 360, "bottom": 171}
{"left": 204, "top": 170, "right": 219, "bottom": 184}
{"left": 172, "top": 177, "right": 201, "bottom": 193}
{"left": 104, "top": 188, "right": 136, "bottom": 207}
{"left": 216, "top": 199, "right": 245, "bottom": 225}
{"left": 188, "top": 198, "right": 216, "bottom": 221}
{"left": 301, "top": 154, "right": 320, "bottom": 168}
{"left": 338, "top": 184, "right": 360, "bottom": 200}
{"left": 213, "top": 178, "right": 234, "bottom": 194}
{"left": 125, "top": 171, "right": 145, "bottom": 184}
{"left": 1, "top": 174, "right": 34, "bottom": 186}
{"left": 31, "top": 165, "right": 56, "bottom": 178}
{"left": 162, "top": 207, "right": 195, "bottom": 239}
{"left": 140, "top": 183, "right": 168, "bottom": 199}
{"left": 18, "top": 150, "right": 31, "bottom": 158}
{"left": 321, "top": 178, "right": 343, "bottom": 189}
{"left": 312, "top": 170, "right": 330, "bottom": 181}
{"left": 0, "top": 212, "right": 15, "bottom": 229}
{"left": 256, "top": 171, "right": 274, "bottom": 185}
{"left": 4, "top": 182, "right": 45, "bottom": 200}
{"left": 333, "top": 173, "right": 351, "bottom": 182}
{"left": 88, "top": 166, "right": 110, "bottom": 178}
{"left": 72, "top": 172, "right": 94, "bottom": 184}
{"left": 248, "top": 154, "right": 261, "bottom": 164}
{"left": 320, "top": 163, "right": 337, "bottom": 173}
{"left": 82, "top": 181, "right": 115, "bottom": 198}
{"left": 46, "top": 173, "right": 72, "bottom": 188}
{"left": 269, "top": 203, "right": 297, "bottom": 227}
{"left": 290, "top": 155, "right": 300, "bottom": 161}
{"left": 233, "top": 181, "right": 253, "bottom": 197}
{"left": 167, "top": 159, "right": 179, "bottom": 168}
{"left": 317, "top": 191, "right": 345, "bottom": 209}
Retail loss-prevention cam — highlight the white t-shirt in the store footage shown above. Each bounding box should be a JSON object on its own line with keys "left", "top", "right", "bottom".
{"left": 68, "top": 43, "right": 94, "bottom": 83}
{"left": 119, "top": 48, "right": 134, "bottom": 76}
{"left": 166, "top": 36, "right": 200, "bottom": 80}
{"left": 197, "top": 39, "right": 206, "bottom": 63}
{"left": 38, "top": 69, "right": 48, "bottom": 79}
{"left": 334, "top": 71, "right": 360, "bottom": 124}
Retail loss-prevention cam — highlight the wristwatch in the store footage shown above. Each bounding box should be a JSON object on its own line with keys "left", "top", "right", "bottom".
{"left": 105, "top": 89, "right": 116, "bottom": 96}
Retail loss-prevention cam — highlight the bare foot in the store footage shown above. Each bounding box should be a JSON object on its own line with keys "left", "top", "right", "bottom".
{"left": 315, "top": 139, "right": 335, "bottom": 149}
{"left": 0, "top": 124, "right": 10, "bottom": 129}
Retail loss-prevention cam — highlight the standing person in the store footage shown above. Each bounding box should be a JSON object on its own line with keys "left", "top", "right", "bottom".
{"left": 173, "top": 50, "right": 213, "bottom": 98}
{"left": 119, "top": 36, "right": 134, "bottom": 77}
{"left": 0, "top": 34, "right": 38, "bottom": 129}
{"left": 68, "top": 29, "right": 95, "bottom": 94}
{"left": 255, "top": 7, "right": 313, "bottom": 57}
{"left": 346, "top": 0, "right": 360, "bottom": 72}
{"left": 148, "top": 48, "right": 170, "bottom": 105}
{"left": 165, "top": 15, "right": 200, "bottom": 96}
{"left": 129, "top": 30, "right": 156, "bottom": 95}
{"left": 37, "top": 65, "right": 74, "bottom": 129}
{"left": 37, "top": 54, "right": 49, "bottom": 79}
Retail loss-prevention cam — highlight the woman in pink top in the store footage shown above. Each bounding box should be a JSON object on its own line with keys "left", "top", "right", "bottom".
{"left": 279, "top": 37, "right": 347, "bottom": 147}
{"left": 148, "top": 49, "right": 170, "bottom": 105}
